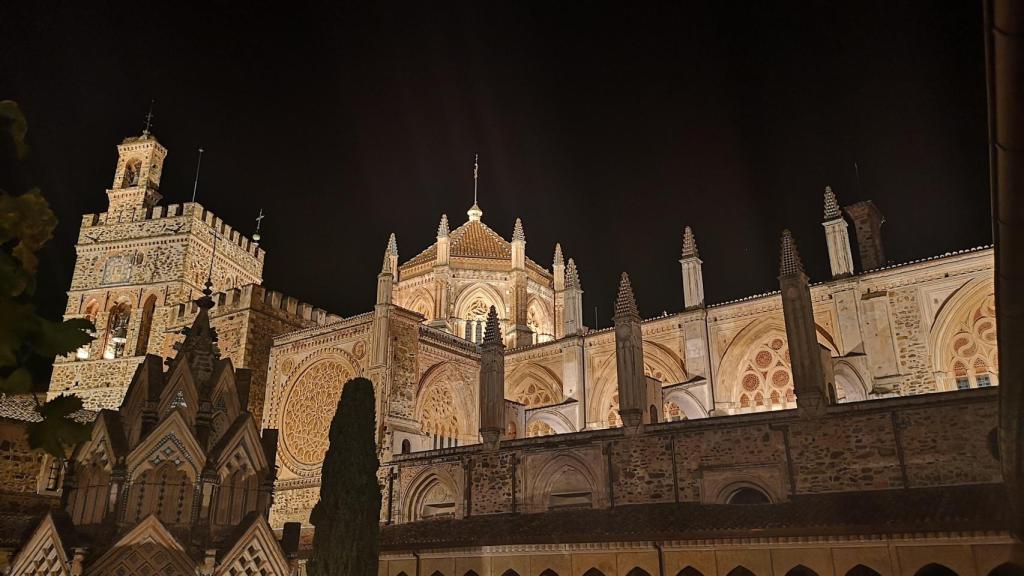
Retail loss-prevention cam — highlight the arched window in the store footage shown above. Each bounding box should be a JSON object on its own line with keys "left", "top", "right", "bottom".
{"left": 464, "top": 571, "right": 480, "bottom": 576}
{"left": 528, "top": 420, "right": 556, "bottom": 437}
{"left": 988, "top": 564, "right": 1024, "bottom": 576}
{"left": 677, "top": 568, "right": 704, "bottom": 576}
{"left": 627, "top": 569, "right": 653, "bottom": 576}
{"left": 539, "top": 570, "right": 559, "bottom": 576}
{"left": 583, "top": 569, "right": 606, "bottom": 576}
{"left": 122, "top": 158, "right": 142, "bottom": 187}
{"left": 945, "top": 293, "right": 998, "bottom": 389}
{"left": 500, "top": 571, "right": 520, "bottom": 576}
{"left": 104, "top": 302, "right": 132, "bottom": 359}
{"left": 135, "top": 295, "right": 157, "bottom": 356}
{"left": 786, "top": 566, "right": 818, "bottom": 576}
{"left": 914, "top": 565, "right": 959, "bottom": 576}
{"left": 430, "top": 571, "right": 445, "bottom": 576}
{"left": 401, "top": 439, "right": 411, "bottom": 454}
{"left": 846, "top": 565, "right": 882, "bottom": 576}
{"left": 726, "top": 487, "right": 771, "bottom": 505}
{"left": 726, "top": 568, "right": 756, "bottom": 576}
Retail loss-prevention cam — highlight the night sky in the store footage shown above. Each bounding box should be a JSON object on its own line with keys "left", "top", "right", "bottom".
{"left": 2, "top": 2, "right": 992, "bottom": 327}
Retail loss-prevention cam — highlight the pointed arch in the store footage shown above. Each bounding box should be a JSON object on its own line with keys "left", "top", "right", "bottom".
{"left": 627, "top": 569, "right": 653, "bottom": 576}
{"left": 846, "top": 566, "right": 882, "bottom": 576}
{"left": 540, "top": 570, "right": 559, "bottom": 576}
{"left": 662, "top": 388, "right": 708, "bottom": 420}
{"left": 404, "top": 467, "right": 462, "bottom": 522}
{"left": 508, "top": 362, "right": 563, "bottom": 408}
{"left": 453, "top": 282, "right": 506, "bottom": 343}
{"left": 644, "top": 340, "right": 688, "bottom": 384}
{"left": 525, "top": 410, "right": 574, "bottom": 436}
{"left": 528, "top": 451, "right": 602, "bottom": 511}
{"left": 786, "top": 566, "right": 818, "bottom": 576}
{"left": 988, "top": 564, "right": 1024, "bottom": 576}
{"left": 500, "top": 571, "right": 521, "bottom": 576}
{"left": 677, "top": 568, "right": 704, "bottom": 576}
{"left": 135, "top": 294, "right": 158, "bottom": 355}
{"left": 88, "top": 515, "right": 195, "bottom": 576}
{"left": 726, "top": 568, "right": 756, "bottom": 576}
{"left": 914, "top": 565, "right": 958, "bottom": 576}
{"left": 583, "top": 569, "right": 607, "bottom": 576}
{"left": 464, "top": 571, "right": 481, "bottom": 576}
{"left": 405, "top": 287, "right": 435, "bottom": 321}
{"left": 526, "top": 296, "right": 554, "bottom": 343}
{"left": 716, "top": 317, "right": 837, "bottom": 413}
{"left": 930, "top": 278, "right": 997, "bottom": 390}
{"left": 415, "top": 361, "right": 476, "bottom": 442}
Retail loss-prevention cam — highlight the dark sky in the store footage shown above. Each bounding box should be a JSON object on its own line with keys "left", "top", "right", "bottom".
{"left": 2, "top": 2, "right": 992, "bottom": 326}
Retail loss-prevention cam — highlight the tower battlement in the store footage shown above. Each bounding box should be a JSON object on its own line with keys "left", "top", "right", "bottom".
{"left": 170, "top": 283, "right": 340, "bottom": 327}
{"left": 80, "top": 202, "right": 265, "bottom": 260}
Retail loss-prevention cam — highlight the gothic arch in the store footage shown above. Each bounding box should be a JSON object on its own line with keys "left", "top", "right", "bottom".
{"left": 406, "top": 287, "right": 435, "bottom": 321}
{"left": 717, "top": 480, "right": 774, "bottom": 504}
{"left": 528, "top": 451, "right": 602, "bottom": 511}
{"left": 929, "top": 278, "right": 998, "bottom": 390}
{"left": 403, "top": 467, "right": 462, "bottom": 522}
{"left": 716, "top": 318, "right": 837, "bottom": 413}
{"left": 833, "top": 359, "right": 869, "bottom": 402}
{"left": 677, "top": 568, "right": 704, "bottom": 576}
{"left": 583, "top": 570, "right": 606, "bottom": 576}
{"left": 135, "top": 294, "right": 158, "bottom": 355}
{"left": 845, "top": 565, "right": 882, "bottom": 576}
{"left": 453, "top": 283, "right": 506, "bottom": 343}
{"left": 644, "top": 340, "right": 688, "bottom": 384}
{"left": 725, "top": 567, "right": 756, "bottom": 576}
{"left": 525, "top": 410, "right": 574, "bottom": 436}
{"left": 526, "top": 296, "right": 554, "bottom": 343}
{"left": 914, "top": 565, "right": 958, "bottom": 576}
{"left": 663, "top": 388, "right": 709, "bottom": 420}
{"left": 415, "top": 361, "right": 477, "bottom": 441}
{"left": 786, "top": 566, "right": 818, "bottom": 576}
{"left": 988, "top": 564, "right": 1024, "bottom": 576}
{"left": 508, "top": 363, "right": 563, "bottom": 408}
{"left": 627, "top": 570, "right": 653, "bottom": 576}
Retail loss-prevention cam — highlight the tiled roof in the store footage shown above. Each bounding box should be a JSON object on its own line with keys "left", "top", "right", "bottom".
{"left": 0, "top": 394, "right": 97, "bottom": 424}
{"left": 405, "top": 220, "right": 512, "bottom": 266}
{"left": 380, "top": 483, "right": 1006, "bottom": 550}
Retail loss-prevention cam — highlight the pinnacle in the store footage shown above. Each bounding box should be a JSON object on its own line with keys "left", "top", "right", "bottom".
{"left": 387, "top": 233, "right": 398, "bottom": 257}
{"left": 682, "top": 226, "right": 699, "bottom": 259}
{"left": 512, "top": 218, "right": 525, "bottom": 242}
{"left": 380, "top": 251, "right": 392, "bottom": 274}
{"left": 467, "top": 203, "right": 483, "bottom": 222}
{"left": 553, "top": 243, "right": 564, "bottom": 267}
{"left": 823, "top": 185, "right": 841, "bottom": 220}
{"left": 614, "top": 272, "right": 640, "bottom": 321}
{"left": 779, "top": 229, "right": 806, "bottom": 277}
{"left": 566, "top": 258, "right": 581, "bottom": 290}
{"left": 437, "top": 214, "right": 450, "bottom": 237}
{"left": 483, "top": 305, "right": 503, "bottom": 345}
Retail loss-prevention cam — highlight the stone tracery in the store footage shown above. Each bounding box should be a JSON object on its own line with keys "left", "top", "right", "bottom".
{"left": 946, "top": 293, "right": 998, "bottom": 389}
{"left": 281, "top": 359, "right": 351, "bottom": 470}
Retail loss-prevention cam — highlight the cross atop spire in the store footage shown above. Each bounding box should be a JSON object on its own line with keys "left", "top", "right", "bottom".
{"left": 512, "top": 218, "right": 525, "bottom": 242}
{"left": 566, "top": 258, "right": 581, "bottom": 290}
{"left": 142, "top": 99, "right": 155, "bottom": 137}
{"left": 614, "top": 272, "right": 639, "bottom": 321}
{"left": 437, "top": 214, "right": 450, "bottom": 237}
{"left": 468, "top": 154, "right": 483, "bottom": 222}
{"left": 553, "top": 243, "right": 564, "bottom": 267}
{"left": 682, "top": 226, "right": 699, "bottom": 259}
{"left": 779, "top": 229, "right": 806, "bottom": 278}
{"left": 483, "top": 305, "right": 503, "bottom": 345}
{"left": 823, "top": 185, "right": 841, "bottom": 220}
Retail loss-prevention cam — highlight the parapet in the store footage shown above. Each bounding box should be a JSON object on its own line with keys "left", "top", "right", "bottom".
{"left": 80, "top": 202, "right": 265, "bottom": 261}
{"left": 172, "top": 283, "right": 339, "bottom": 328}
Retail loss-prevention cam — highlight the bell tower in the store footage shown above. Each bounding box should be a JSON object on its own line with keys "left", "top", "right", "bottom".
{"left": 106, "top": 126, "right": 166, "bottom": 217}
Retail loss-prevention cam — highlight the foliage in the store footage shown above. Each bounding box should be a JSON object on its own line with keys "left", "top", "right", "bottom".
{"left": 308, "top": 377, "right": 381, "bottom": 576}
{"left": 0, "top": 100, "right": 92, "bottom": 458}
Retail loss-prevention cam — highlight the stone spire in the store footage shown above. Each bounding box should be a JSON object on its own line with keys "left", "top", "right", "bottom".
{"left": 387, "top": 233, "right": 399, "bottom": 278}
{"left": 823, "top": 186, "right": 841, "bottom": 220}
{"left": 682, "top": 226, "right": 699, "bottom": 259}
{"left": 478, "top": 306, "right": 505, "bottom": 447}
{"left": 436, "top": 215, "right": 450, "bottom": 267}
{"left": 613, "top": 273, "right": 646, "bottom": 429}
{"left": 553, "top": 243, "right": 564, "bottom": 267}
{"left": 822, "top": 187, "right": 854, "bottom": 278}
{"left": 563, "top": 258, "right": 584, "bottom": 336}
{"left": 376, "top": 238, "right": 395, "bottom": 306}
{"left": 779, "top": 229, "right": 806, "bottom": 278}
{"left": 512, "top": 218, "right": 526, "bottom": 242}
{"left": 553, "top": 244, "right": 565, "bottom": 291}
{"left": 437, "top": 214, "right": 450, "bottom": 237}
{"left": 778, "top": 230, "right": 828, "bottom": 414}
{"left": 680, "top": 226, "right": 705, "bottom": 309}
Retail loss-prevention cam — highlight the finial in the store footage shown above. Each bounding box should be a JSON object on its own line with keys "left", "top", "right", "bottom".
{"left": 437, "top": 214, "right": 449, "bottom": 237}
{"left": 823, "top": 185, "right": 841, "bottom": 220}
{"left": 190, "top": 147, "right": 204, "bottom": 203}
{"left": 512, "top": 218, "right": 525, "bottom": 242}
{"left": 566, "top": 258, "right": 581, "bottom": 290}
{"left": 387, "top": 233, "right": 398, "bottom": 258}
{"left": 682, "top": 226, "right": 699, "bottom": 259}
{"left": 614, "top": 272, "right": 640, "bottom": 321}
{"left": 779, "top": 229, "right": 806, "bottom": 277}
{"left": 381, "top": 251, "right": 392, "bottom": 274}
{"left": 483, "top": 305, "right": 502, "bottom": 345}
{"left": 468, "top": 154, "right": 483, "bottom": 222}
{"left": 253, "top": 209, "right": 265, "bottom": 244}
{"left": 142, "top": 99, "right": 155, "bottom": 136}
{"left": 553, "top": 243, "right": 564, "bottom": 267}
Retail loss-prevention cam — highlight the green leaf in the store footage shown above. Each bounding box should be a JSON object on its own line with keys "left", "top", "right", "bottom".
{"left": 32, "top": 317, "right": 94, "bottom": 357}
{"left": 26, "top": 395, "right": 91, "bottom": 459}
{"left": 0, "top": 367, "right": 32, "bottom": 394}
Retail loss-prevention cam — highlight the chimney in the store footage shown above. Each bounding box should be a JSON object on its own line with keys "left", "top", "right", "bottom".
{"left": 843, "top": 200, "right": 886, "bottom": 271}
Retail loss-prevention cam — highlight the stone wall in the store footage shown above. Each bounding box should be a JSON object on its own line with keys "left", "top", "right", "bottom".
{"left": 890, "top": 286, "right": 936, "bottom": 395}
{"left": 387, "top": 388, "right": 1000, "bottom": 523}
{"left": 0, "top": 420, "right": 44, "bottom": 495}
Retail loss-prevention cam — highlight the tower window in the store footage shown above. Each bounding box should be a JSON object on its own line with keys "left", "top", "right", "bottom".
{"left": 956, "top": 377, "right": 970, "bottom": 390}
{"left": 977, "top": 374, "right": 992, "bottom": 387}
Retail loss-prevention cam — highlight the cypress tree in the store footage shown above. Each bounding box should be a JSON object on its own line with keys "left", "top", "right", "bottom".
{"left": 308, "top": 377, "right": 381, "bottom": 576}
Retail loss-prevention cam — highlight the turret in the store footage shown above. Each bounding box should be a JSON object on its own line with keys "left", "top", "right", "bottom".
{"left": 107, "top": 131, "right": 167, "bottom": 216}
{"left": 553, "top": 243, "right": 565, "bottom": 292}
{"left": 564, "top": 258, "right": 584, "bottom": 336}
{"left": 613, "top": 273, "right": 647, "bottom": 429}
{"left": 822, "top": 186, "right": 855, "bottom": 278}
{"left": 387, "top": 233, "right": 399, "bottom": 279}
{"left": 511, "top": 218, "right": 526, "bottom": 269}
{"left": 510, "top": 218, "right": 531, "bottom": 346}
{"left": 778, "top": 230, "right": 829, "bottom": 414}
{"left": 478, "top": 306, "right": 505, "bottom": 447}
{"left": 680, "top": 226, "right": 705, "bottom": 309}
{"left": 376, "top": 238, "right": 395, "bottom": 306}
